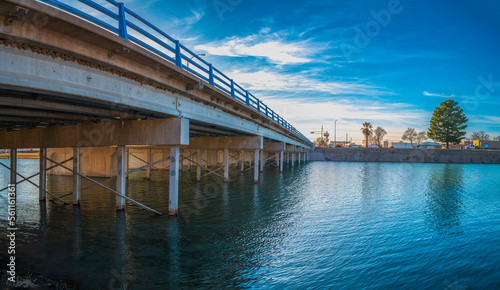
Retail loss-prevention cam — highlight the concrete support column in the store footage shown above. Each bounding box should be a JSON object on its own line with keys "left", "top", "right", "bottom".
{"left": 292, "top": 153, "right": 295, "bottom": 167}
{"left": 125, "top": 148, "right": 130, "bottom": 179}
{"left": 260, "top": 150, "right": 264, "bottom": 172}
{"left": 275, "top": 152, "right": 279, "bottom": 167}
{"left": 240, "top": 150, "right": 245, "bottom": 172}
{"left": 10, "top": 149, "right": 17, "bottom": 185}
{"left": 116, "top": 145, "right": 126, "bottom": 210}
{"left": 204, "top": 150, "right": 208, "bottom": 169}
{"left": 188, "top": 149, "right": 191, "bottom": 171}
{"left": 223, "top": 149, "right": 229, "bottom": 183}
{"left": 73, "top": 147, "right": 81, "bottom": 205}
{"left": 169, "top": 146, "right": 180, "bottom": 215}
{"left": 39, "top": 148, "right": 47, "bottom": 200}
{"left": 279, "top": 151, "right": 284, "bottom": 173}
{"left": 146, "top": 149, "right": 152, "bottom": 180}
{"left": 196, "top": 149, "right": 201, "bottom": 182}
{"left": 254, "top": 150, "right": 259, "bottom": 183}
{"left": 287, "top": 152, "right": 290, "bottom": 164}
{"left": 298, "top": 152, "right": 301, "bottom": 164}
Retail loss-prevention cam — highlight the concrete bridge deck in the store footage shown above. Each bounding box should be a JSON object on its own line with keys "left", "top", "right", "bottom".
{"left": 0, "top": 0, "right": 313, "bottom": 215}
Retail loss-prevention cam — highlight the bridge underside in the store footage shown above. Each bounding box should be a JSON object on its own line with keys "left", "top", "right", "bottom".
{"left": 0, "top": 0, "right": 312, "bottom": 216}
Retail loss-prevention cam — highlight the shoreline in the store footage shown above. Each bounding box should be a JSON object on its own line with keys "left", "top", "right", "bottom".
{"left": 309, "top": 147, "right": 500, "bottom": 164}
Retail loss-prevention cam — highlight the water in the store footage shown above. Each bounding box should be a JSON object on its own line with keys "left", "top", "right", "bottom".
{"left": 1, "top": 160, "right": 500, "bottom": 289}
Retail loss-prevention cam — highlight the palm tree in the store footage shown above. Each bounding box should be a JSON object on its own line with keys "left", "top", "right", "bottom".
{"left": 361, "top": 122, "right": 373, "bottom": 147}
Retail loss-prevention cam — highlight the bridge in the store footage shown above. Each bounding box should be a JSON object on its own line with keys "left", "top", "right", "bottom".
{"left": 0, "top": 0, "right": 313, "bottom": 215}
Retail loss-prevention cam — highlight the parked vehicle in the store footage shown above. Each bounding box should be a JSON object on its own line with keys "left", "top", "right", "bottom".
{"left": 466, "top": 145, "right": 476, "bottom": 149}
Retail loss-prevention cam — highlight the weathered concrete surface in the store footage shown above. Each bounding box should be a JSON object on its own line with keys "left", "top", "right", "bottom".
{"left": 0, "top": 118, "right": 189, "bottom": 148}
{"left": 310, "top": 147, "right": 500, "bottom": 164}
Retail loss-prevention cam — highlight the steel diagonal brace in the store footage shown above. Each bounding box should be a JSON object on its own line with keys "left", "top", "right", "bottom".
{"left": 182, "top": 155, "right": 231, "bottom": 181}
{"left": 0, "top": 157, "right": 73, "bottom": 192}
{"left": 42, "top": 156, "right": 163, "bottom": 215}
{"left": 0, "top": 162, "right": 69, "bottom": 204}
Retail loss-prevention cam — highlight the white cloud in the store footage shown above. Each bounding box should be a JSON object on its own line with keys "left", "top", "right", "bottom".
{"left": 423, "top": 91, "right": 456, "bottom": 98}
{"left": 226, "top": 69, "right": 387, "bottom": 96}
{"left": 194, "top": 30, "right": 316, "bottom": 64}
{"left": 262, "top": 98, "right": 430, "bottom": 144}
{"left": 169, "top": 9, "right": 204, "bottom": 27}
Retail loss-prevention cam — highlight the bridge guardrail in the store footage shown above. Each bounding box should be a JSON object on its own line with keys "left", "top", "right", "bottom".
{"left": 37, "top": 0, "right": 313, "bottom": 146}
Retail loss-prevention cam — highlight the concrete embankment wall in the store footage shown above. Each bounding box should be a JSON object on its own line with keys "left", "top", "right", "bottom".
{"left": 310, "top": 147, "right": 500, "bottom": 164}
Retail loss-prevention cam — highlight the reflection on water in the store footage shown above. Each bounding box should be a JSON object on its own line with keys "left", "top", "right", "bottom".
{"left": 425, "top": 164, "right": 465, "bottom": 235}
{"left": 1, "top": 160, "right": 500, "bottom": 288}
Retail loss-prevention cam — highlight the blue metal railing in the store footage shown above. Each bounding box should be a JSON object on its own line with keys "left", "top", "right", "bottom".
{"left": 38, "top": 0, "right": 312, "bottom": 146}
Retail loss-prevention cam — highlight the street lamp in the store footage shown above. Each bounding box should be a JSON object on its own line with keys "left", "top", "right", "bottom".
{"left": 187, "top": 54, "right": 206, "bottom": 67}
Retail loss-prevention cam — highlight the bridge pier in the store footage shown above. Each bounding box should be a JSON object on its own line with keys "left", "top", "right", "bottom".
{"left": 254, "top": 150, "right": 260, "bottom": 183}
{"left": 223, "top": 149, "right": 229, "bottom": 183}
{"left": 116, "top": 145, "right": 126, "bottom": 210}
{"left": 196, "top": 149, "right": 202, "bottom": 181}
{"left": 169, "top": 146, "right": 180, "bottom": 215}
{"left": 146, "top": 149, "right": 152, "bottom": 180}
{"left": 280, "top": 151, "right": 284, "bottom": 173}
{"left": 73, "top": 147, "right": 81, "bottom": 205}
{"left": 10, "top": 149, "right": 17, "bottom": 185}
{"left": 39, "top": 148, "right": 47, "bottom": 200}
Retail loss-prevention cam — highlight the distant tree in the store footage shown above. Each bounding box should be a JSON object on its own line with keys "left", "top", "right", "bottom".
{"left": 428, "top": 100, "right": 468, "bottom": 148}
{"left": 416, "top": 131, "right": 428, "bottom": 147}
{"left": 402, "top": 127, "right": 417, "bottom": 148}
{"left": 361, "top": 122, "right": 373, "bottom": 147}
{"left": 372, "top": 127, "right": 387, "bottom": 148}
{"left": 494, "top": 136, "right": 500, "bottom": 141}
{"left": 313, "top": 137, "right": 328, "bottom": 147}
{"left": 470, "top": 131, "right": 490, "bottom": 140}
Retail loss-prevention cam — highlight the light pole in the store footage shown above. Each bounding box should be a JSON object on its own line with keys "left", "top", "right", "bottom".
{"left": 334, "top": 120, "right": 337, "bottom": 147}
{"left": 187, "top": 54, "right": 206, "bottom": 67}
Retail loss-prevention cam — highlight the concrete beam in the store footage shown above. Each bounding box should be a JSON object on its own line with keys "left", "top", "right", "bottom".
{"left": 0, "top": 118, "right": 189, "bottom": 148}
{"left": 286, "top": 145, "right": 296, "bottom": 152}
{"left": 264, "top": 141, "right": 286, "bottom": 152}
{"left": 185, "top": 136, "right": 263, "bottom": 150}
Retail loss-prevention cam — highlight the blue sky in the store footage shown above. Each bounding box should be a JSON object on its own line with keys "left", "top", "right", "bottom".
{"left": 117, "top": 0, "right": 500, "bottom": 143}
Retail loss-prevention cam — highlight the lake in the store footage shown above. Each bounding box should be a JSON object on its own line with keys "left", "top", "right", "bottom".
{"left": 1, "top": 160, "right": 499, "bottom": 289}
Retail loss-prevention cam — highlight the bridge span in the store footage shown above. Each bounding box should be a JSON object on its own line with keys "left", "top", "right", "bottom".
{"left": 0, "top": 0, "right": 313, "bottom": 215}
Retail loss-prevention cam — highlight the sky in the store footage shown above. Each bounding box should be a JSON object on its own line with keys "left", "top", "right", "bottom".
{"left": 100, "top": 0, "right": 500, "bottom": 143}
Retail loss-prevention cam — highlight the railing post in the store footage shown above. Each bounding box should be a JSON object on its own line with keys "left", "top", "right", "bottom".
{"left": 175, "top": 40, "right": 182, "bottom": 67}
{"left": 230, "top": 79, "right": 235, "bottom": 97}
{"left": 265, "top": 105, "right": 268, "bottom": 117}
{"left": 245, "top": 91, "right": 250, "bottom": 106}
{"left": 209, "top": 64, "right": 214, "bottom": 85}
{"left": 118, "top": 2, "right": 128, "bottom": 40}
{"left": 257, "top": 99, "right": 260, "bottom": 112}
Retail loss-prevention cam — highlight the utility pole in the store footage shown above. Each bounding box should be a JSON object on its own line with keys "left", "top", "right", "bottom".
{"left": 334, "top": 120, "right": 337, "bottom": 146}
{"left": 311, "top": 125, "right": 328, "bottom": 147}
{"left": 321, "top": 125, "right": 323, "bottom": 145}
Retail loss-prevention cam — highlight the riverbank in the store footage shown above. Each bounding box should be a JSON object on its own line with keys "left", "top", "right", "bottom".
{"left": 309, "top": 147, "right": 500, "bottom": 164}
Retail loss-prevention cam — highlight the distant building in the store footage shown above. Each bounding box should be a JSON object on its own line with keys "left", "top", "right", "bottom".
{"left": 473, "top": 140, "right": 500, "bottom": 149}
{"left": 419, "top": 142, "right": 441, "bottom": 149}
{"left": 389, "top": 142, "right": 413, "bottom": 148}
{"left": 328, "top": 141, "right": 350, "bottom": 148}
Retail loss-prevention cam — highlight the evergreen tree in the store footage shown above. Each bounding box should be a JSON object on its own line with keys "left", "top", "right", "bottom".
{"left": 428, "top": 100, "right": 468, "bottom": 148}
